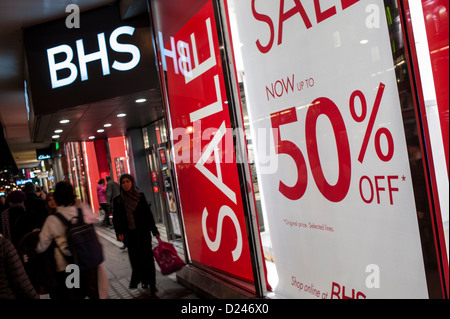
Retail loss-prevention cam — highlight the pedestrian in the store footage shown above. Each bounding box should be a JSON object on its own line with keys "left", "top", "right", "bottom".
{"left": 106, "top": 175, "right": 120, "bottom": 213}
{"left": 0, "top": 191, "right": 40, "bottom": 248}
{"left": 0, "top": 195, "right": 8, "bottom": 213}
{"left": 0, "top": 234, "right": 39, "bottom": 299}
{"left": 45, "top": 193, "right": 57, "bottom": 215}
{"left": 35, "top": 181, "right": 108, "bottom": 299}
{"left": 23, "top": 182, "right": 48, "bottom": 228}
{"left": 97, "top": 179, "right": 110, "bottom": 227}
{"left": 113, "top": 173, "right": 160, "bottom": 294}
{"left": 35, "top": 186, "right": 46, "bottom": 200}
{"left": 106, "top": 175, "right": 125, "bottom": 248}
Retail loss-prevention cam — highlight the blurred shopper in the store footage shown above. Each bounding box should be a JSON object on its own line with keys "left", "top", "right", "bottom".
{"left": 0, "top": 191, "right": 40, "bottom": 247}
{"left": 113, "top": 173, "right": 160, "bottom": 294}
{"left": 23, "top": 182, "right": 47, "bottom": 228}
{"left": 35, "top": 181, "right": 108, "bottom": 299}
{"left": 0, "top": 234, "right": 39, "bottom": 299}
{"left": 0, "top": 196, "right": 8, "bottom": 213}
{"left": 45, "top": 193, "right": 57, "bottom": 216}
{"left": 106, "top": 175, "right": 124, "bottom": 248}
{"left": 35, "top": 186, "right": 46, "bottom": 200}
{"left": 97, "top": 179, "right": 111, "bottom": 227}
{"left": 106, "top": 175, "right": 120, "bottom": 213}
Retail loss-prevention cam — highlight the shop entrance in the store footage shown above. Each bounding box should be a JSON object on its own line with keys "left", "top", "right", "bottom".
{"left": 147, "top": 143, "right": 183, "bottom": 241}
{"left": 147, "top": 145, "right": 165, "bottom": 224}
{"left": 144, "top": 119, "right": 182, "bottom": 241}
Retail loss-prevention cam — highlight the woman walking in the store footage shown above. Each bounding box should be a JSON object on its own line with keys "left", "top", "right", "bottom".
{"left": 113, "top": 174, "right": 160, "bottom": 294}
{"left": 35, "top": 181, "right": 107, "bottom": 299}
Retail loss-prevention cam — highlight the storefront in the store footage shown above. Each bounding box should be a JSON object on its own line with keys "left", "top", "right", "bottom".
{"left": 59, "top": 137, "right": 130, "bottom": 215}
{"left": 22, "top": 0, "right": 448, "bottom": 299}
{"left": 148, "top": 0, "right": 448, "bottom": 299}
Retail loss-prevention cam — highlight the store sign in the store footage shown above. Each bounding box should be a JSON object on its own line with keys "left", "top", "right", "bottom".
{"left": 47, "top": 26, "right": 141, "bottom": 89}
{"left": 16, "top": 179, "right": 33, "bottom": 186}
{"left": 229, "top": 0, "right": 428, "bottom": 298}
{"left": 24, "top": 4, "right": 157, "bottom": 116}
{"left": 36, "top": 147, "right": 52, "bottom": 160}
{"left": 37, "top": 155, "right": 51, "bottom": 160}
{"left": 162, "top": 1, "right": 255, "bottom": 283}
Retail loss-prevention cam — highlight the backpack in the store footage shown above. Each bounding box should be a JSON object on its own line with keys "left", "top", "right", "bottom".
{"left": 55, "top": 208, "right": 104, "bottom": 270}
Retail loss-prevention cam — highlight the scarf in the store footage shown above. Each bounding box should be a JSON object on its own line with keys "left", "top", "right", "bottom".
{"left": 121, "top": 188, "right": 140, "bottom": 230}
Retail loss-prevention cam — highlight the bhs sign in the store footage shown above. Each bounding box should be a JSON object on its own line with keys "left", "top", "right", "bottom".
{"left": 24, "top": 4, "right": 157, "bottom": 116}
{"left": 47, "top": 26, "right": 141, "bottom": 89}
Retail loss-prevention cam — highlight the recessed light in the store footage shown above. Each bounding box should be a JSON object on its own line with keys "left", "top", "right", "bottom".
{"left": 60, "top": 119, "right": 70, "bottom": 124}
{"left": 97, "top": 129, "right": 104, "bottom": 133}
{"left": 89, "top": 136, "right": 95, "bottom": 139}
{"left": 104, "top": 123, "right": 112, "bottom": 127}
{"left": 135, "top": 98, "right": 147, "bottom": 103}
{"left": 360, "top": 39, "right": 369, "bottom": 44}
{"left": 117, "top": 113, "right": 127, "bottom": 117}
{"left": 54, "top": 129, "right": 63, "bottom": 133}
{"left": 52, "top": 135, "right": 60, "bottom": 139}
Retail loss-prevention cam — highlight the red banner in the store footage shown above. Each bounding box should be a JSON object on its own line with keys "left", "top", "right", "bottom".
{"left": 422, "top": 0, "right": 449, "bottom": 174}
{"left": 161, "top": 1, "right": 254, "bottom": 284}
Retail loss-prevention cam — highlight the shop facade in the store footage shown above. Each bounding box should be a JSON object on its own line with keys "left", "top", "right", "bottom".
{"left": 147, "top": 0, "right": 448, "bottom": 299}
{"left": 22, "top": 0, "right": 448, "bottom": 299}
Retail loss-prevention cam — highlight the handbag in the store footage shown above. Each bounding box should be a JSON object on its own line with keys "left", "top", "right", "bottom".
{"left": 152, "top": 237, "right": 185, "bottom": 275}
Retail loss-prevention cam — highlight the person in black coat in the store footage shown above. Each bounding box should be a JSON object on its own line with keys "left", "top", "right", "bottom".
{"left": 0, "top": 191, "right": 40, "bottom": 248}
{"left": 0, "top": 234, "right": 39, "bottom": 299}
{"left": 0, "top": 195, "right": 8, "bottom": 213}
{"left": 112, "top": 173, "right": 160, "bottom": 294}
{"left": 23, "top": 182, "right": 48, "bottom": 228}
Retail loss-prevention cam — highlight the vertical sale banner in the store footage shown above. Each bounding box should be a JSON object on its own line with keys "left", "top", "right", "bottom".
{"left": 159, "top": 1, "right": 255, "bottom": 284}
{"left": 229, "top": 0, "right": 429, "bottom": 298}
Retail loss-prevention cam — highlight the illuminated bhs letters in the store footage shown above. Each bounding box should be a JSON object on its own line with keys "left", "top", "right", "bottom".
{"left": 47, "top": 26, "right": 141, "bottom": 89}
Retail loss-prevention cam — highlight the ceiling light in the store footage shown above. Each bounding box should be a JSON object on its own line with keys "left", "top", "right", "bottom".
{"left": 360, "top": 39, "right": 369, "bottom": 44}
{"left": 135, "top": 98, "right": 147, "bottom": 103}
{"left": 54, "top": 129, "right": 63, "bottom": 133}
{"left": 52, "top": 135, "right": 60, "bottom": 139}
{"left": 89, "top": 136, "right": 95, "bottom": 139}
{"left": 97, "top": 129, "right": 104, "bottom": 133}
{"left": 104, "top": 123, "right": 112, "bottom": 127}
{"left": 60, "top": 119, "right": 70, "bottom": 124}
{"left": 117, "top": 113, "right": 127, "bottom": 117}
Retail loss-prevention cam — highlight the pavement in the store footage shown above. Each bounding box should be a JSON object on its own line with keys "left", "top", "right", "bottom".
{"left": 94, "top": 221, "right": 200, "bottom": 300}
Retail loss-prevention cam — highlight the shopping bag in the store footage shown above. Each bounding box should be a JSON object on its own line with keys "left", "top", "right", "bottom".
{"left": 153, "top": 238, "right": 185, "bottom": 275}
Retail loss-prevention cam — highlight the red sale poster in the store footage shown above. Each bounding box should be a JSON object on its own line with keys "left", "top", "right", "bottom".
{"left": 158, "top": 1, "right": 255, "bottom": 284}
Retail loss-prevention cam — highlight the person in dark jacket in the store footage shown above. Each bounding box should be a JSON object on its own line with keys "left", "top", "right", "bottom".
{"left": 106, "top": 175, "right": 120, "bottom": 211}
{"left": 113, "top": 173, "right": 160, "bottom": 294}
{"left": 0, "top": 195, "right": 8, "bottom": 213}
{"left": 0, "top": 234, "right": 39, "bottom": 299}
{"left": 106, "top": 175, "right": 124, "bottom": 248}
{"left": 0, "top": 191, "right": 40, "bottom": 248}
{"left": 23, "top": 182, "right": 48, "bottom": 228}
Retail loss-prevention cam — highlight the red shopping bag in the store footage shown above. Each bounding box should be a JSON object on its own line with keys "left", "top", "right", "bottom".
{"left": 153, "top": 238, "right": 185, "bottom": 275}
